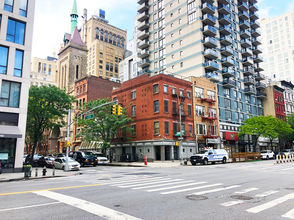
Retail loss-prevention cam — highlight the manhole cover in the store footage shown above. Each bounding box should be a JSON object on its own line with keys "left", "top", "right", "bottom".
{"left": 126, "top": 172, "right": 160, "bottom": 175}
{"left": 285, "top": 188, "right": 294, "bottom": 190}
{"left": 231, "top": 195, "right": 253, "bottom": 200}
{"left": 186, "top": 195, "right": 208, "bottom": 201}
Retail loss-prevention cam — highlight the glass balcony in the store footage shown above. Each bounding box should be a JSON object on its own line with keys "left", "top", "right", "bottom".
{"left": 219, "top": 14, "right": 231, "bottom": 25}
{"left": 241, "top": 48, "right": 252, "bottom": 57}
{"left": 249, "top": 3, "right": 258, "bottom": 12}
{"left": 218, "top": 4, "right": 230, "bottom": 15}
{"left": 244, "top": 87, "right": 256, "bottom": 95}
{"left": 255, "top": 72, "right": 265, "bottom": 80}
{"left": 218, "top": 0, "right": 229, "bottom": 5}
{"left": 221, "top": 57, "right": 234, "bottom": 67}
{"left": 203, "top": 25, "right": 217, "bottom": 37}
{"left": 238, "top": 11, "right": 249, "bottom": 20}
{"left": 138, "top": 58, "right": 150, "bottom": 68}
{"left": 239, "top": 20, "right": 250, "bottom": 29}
{"left": 137, "top": 0, "right": 148, "bottom": 4}
{"left": 244, "top": 77, "right": 255, "bottom": 85}
{"left": 222, "top": 67, "right": 235, "bottom": 77}
{"left": 138, "top": 21, "right": 149, "bottom": 31}
{"left": 251, "top": 29, "right": 261, "bottom": 37}
{"left": 202, "top": 0, "right": 214, "bottom": 5}
{"left": 137, "top": 11, "right": 149, "bottom": 22}
{"left": 202, "top": 14, "right": 216, "bottom": 26}
{"left": 253, "top": 54, "right": 263, "bottom": 63}
{"left": 137, "top": 49, "right": 150, "bottom": 59}
{"left": 254, "top": 63, "right": 264, "bottom": 72}
{"left": 137, "top": 68, "right": 150, "bottom": 75}
{"left": 249, "top": 12, "right": 259, "bottom": 20}
{"left": 256, "top": 91, "right": 267, "bottom": 99}
{"left": 252, "top": 37, "right": 262, "bottom": 46}
{"left": 137, "top": 2, "right": 149, "bottom": 13}
{"left": 206, "top": 72, "right": 220, "bottom": 83}
{"left": 238, "top": 2, "right": 248, "bottom": 11}
{"left": 252, "top": 46, "right": 262, "bottom": 54}
{"left": 203, "top": 37, "right": 217, "bottom": 48}
{"left": 240, "top": 38, "right": 252, "bottom": 48}
{"left": 202, "top": 2, "right": 215, "bottom": 15}
{"left": 242, "top": 57, "right": 254, "bottom": 66}
{"left": 137, "top": 40, "right": 149, "bottom": 49}
{"left": 137, "top": 30, "right": 149, "bottom": 40}
{"left": 220, "top": 35, "right": 232, "bottom": 46}
{"left": 243, "top": 66, "right": 254, "bottom": 76}
{"left": 256, "top": 82, "right": 266, "bottom": 89}
{"left": 205, "top": 61, "right": 219, "bottom": 71}
{"left": 219, "top": 25, "right": 231, "bottom": 35}
{"left": 221, "top": 46, "right": 233, "bottom": 56}
{"left": 240, "top": 29, "right": 251, "bottom": 38}
{"left": 223, "top": 79, "right": 236, "bottom": 88}
{"left": 250, "top": 20, "right": 260, "bottom": 29}
{"left": 204, "top": 49, "right": 218, "bottom": 59}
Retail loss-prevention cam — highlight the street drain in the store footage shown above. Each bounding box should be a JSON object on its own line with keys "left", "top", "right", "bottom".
{"left": 285, "top": 188, "right": 294, "bottom": 190}
{"left": 231, "top": 195, "right": 253, "bottom": 200}
{"left": 186, "top": 195, "right": 208, "bottom": 201}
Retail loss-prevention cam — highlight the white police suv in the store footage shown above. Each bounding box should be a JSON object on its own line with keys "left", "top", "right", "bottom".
{"left": 190, "top": 149, "right": 229, "bottom": 165}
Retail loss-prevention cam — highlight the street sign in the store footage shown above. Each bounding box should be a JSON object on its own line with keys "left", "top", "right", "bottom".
{"left": 85, "top": 113, "right": 94, "bottom": 120}
{"left": 178, "top": 137, "right": 183, "bottom": 140}
{"left": 175, "top": 132, "right": 181, "bottom": 137}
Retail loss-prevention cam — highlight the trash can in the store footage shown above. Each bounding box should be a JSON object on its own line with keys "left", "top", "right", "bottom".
{"left": 23, "top": 165, "right": 32, "bottom": 178}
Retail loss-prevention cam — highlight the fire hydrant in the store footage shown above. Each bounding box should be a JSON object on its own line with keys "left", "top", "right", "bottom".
{"left": 42, "top": 166, "right": 47, "bottom": 176}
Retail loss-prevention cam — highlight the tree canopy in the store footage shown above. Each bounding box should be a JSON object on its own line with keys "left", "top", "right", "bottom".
{"left": 26, "top": 86, "right": 75, "bottom": 164}
{"left": 75, "top": 98, "right": 133, "bottom": 150}
{"left": 280, "top": 113, "right": 294, "bottom": 148}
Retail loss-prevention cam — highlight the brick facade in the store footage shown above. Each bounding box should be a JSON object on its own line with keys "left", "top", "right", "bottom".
{"left": 273, "top": 85, "right": 286, "bottom": 121}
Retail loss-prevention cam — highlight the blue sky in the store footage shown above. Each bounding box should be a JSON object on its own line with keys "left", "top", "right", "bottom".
{"left": 32, "top": 0, "right": 294, "bottom": 59}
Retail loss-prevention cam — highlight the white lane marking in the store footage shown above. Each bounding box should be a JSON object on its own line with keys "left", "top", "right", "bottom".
{"left": 282, "top": 167, "right": 294, "bottom": 171}
{"left": 34, "top": 191, "right": 141, "bottom": 220}
{"left": 118, "top": 179, "right": 173, "bottom": 188}
{"left": 147, "top": 182, "right": 207, "bottom": 192}
{"left": 191, "top": 185, "right": 241, "bottom": 195}
{"left": 235, "top": 188, "right": 259, "bottom": 194}
{"left": 110, "top": 177, "right": 164, "bottom": 186}
{"left": 220, "top": 200, "right": 244, "bottom": 207}
{"left": 0, "top": 202, "right": 61, "bottom": 212}
{"left": 282, "top": 208, "right": 294, "bottom": 219}
{"left": 246, "top": 192, "right": 294, "bottom": 213}
{"left": 255, "top": 190, "right": 279, "bottom": 198}
{"left": 133, "top": 179, "right": 188, "bottom": 190}
{"left": 161, "top": 183, "right": 222, "bottom": 195}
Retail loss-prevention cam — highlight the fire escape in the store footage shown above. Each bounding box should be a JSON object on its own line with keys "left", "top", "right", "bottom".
{"left": 172, "top": 89, "right": 188, "bottom": 137}
{"left": 200, "top": 94, "right": 218, "bottom": 138}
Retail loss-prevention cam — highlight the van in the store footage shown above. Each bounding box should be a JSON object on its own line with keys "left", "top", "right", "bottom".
{"left": 190, "top": 149, "right": 228, "bottom": 165}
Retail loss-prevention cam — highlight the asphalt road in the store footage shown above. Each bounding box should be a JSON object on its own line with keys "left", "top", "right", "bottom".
{"left": 1, "top": 160, "right": 294, "bottom": 220}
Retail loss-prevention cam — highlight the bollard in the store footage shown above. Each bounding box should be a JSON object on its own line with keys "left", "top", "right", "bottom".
{"left": 42, "top": 166, "right": 47, "bottom": 176}
{"left": 53, "top": 167, "right": 55, "bottom": 176}
{"left": 35, "top": 168, "right": 38, "bottom": 177}
{"left": 283, "top": 155, "right": 285, "bottom": 163}
{"left": 280, "top": 155, "right": 282, "bottom": 163}
{"left": 144, "top": 155, "right": 147, "bottom": 166}
{"left": 276, "top": 155, "right": 279, "bottom": 164}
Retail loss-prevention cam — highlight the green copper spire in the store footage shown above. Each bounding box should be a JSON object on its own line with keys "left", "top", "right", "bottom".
{"left": 70, "top": 0, "right": 78, "bottom": 34}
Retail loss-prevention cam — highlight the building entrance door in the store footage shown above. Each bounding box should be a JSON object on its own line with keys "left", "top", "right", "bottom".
{"left": 155, "top": 146, "right": 161, "bottom": 160}
{"left": 165, "top": 146, "right": 170, "bottom": 160}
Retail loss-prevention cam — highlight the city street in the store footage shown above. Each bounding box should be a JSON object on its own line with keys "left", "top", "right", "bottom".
{"left": 1, "top": 161, "right": 294, "bottom": 220}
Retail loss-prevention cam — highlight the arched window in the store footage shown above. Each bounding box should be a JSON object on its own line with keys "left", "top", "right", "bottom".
{"left": 95, "top": 28, "right": 99, "bottom": 39}
{"left": 100, "top": 29, "right": 104, "bottom": 41}
{"left": 76, "top": 65, "right": 79, "bottom": 79}
{"left": 109, "top": 33, "right": 112, "bottom": 44}
{"left": 117, "top": 36, "right": 120, "bottom": 47}
{"left": 104, "top": 31, "right": 108, "bottom": 43}
{"left": 121, "top": 38, "right": 124, "bottom": 48}
{"left": 113, "top": 35, "right": 116, "bottom": 45}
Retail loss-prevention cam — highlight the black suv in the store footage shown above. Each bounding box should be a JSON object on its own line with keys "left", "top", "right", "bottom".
{"left": 69, "top": 151, "right": 98, "bottom": 167}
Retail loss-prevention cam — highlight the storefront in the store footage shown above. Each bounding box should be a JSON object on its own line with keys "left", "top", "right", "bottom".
{"left": 223, "top": 132, "right": 239, "bottom": 158}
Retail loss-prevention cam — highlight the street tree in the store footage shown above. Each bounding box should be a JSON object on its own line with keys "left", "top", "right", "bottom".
{"left": 26, "top": 86, "right": 75, "bottom": 165}
{"left": 75, "top": 98, "right": 133, "bottom": 151}
{"left": 280, "top": 114, "right": 294, "bottom": 148}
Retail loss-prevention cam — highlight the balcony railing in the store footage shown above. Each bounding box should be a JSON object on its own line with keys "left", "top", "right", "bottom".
{"left": 238, "top": 2, "right": 248, "bottom": 10}
{"left": 206, "top": 72, "right": 220, "bottom": 82}
{"left": 137, "top": 68, "right": 150, "bottom": 75}
{"left": 256, "top": 91, "right": 267, "bottom": 98}
{"left": 203, "top": 25, "right": 217, "bottom": 35}
{"left": 245, "top": 87, "right": 256, "bottom": 93}
{"left": 204, "top": 49, "right": 218, "bottom": 57}
{"left": 203, "top": 14, "right": 216, "bottom": 23}
{"left": 244, "top": 77, "right": 255, "bottom": 84}
{"left": 242, "top": 57, "right": 253, "bottom": 63}
{"left": 240, "top": 29, "right": 251, "bottom": 37}
{"left": 220, "top": 35, "right": 233, "bottom": 44}
{"left": 256, "top": 82, "right": 266, "bottom": 88}
{"left": 218, "top": 4, "right": 230, "bottom": 14}
{"left": 238, "top": 11, "right": 249, "bottom": 18}
{"left": 241, "top": 48, "right": 252, "bottom": 54}
{"left": 223, "top": 79, "right": 236, "bottom": 87}
{"left": 219, "top": 14, "right": 231, "bottom": 24}
{"left": 222, "top": 67, "right": 235, "bottom": 76}
{"left": 219, "top": 25, "right": 231, "bottom": 34}
{"left": 221, "top": 46, "right": 233, "bottom": 55}
{"left": 243, "top": 66, "right": 254, "bottom": 75}
{"left": 222, "top": 57, "right": 234, "bottom": 65}
{"left": 205, "top": 61, "right": 219, "bottom": 69}
{"left": 202, "top": 2, "right": 215, "bottom": 14}
{"left": 239, "top": 20, "right": 250, "bottom": 27}
{"left": 204, "top": 37, "right": 217, "bottom": 46}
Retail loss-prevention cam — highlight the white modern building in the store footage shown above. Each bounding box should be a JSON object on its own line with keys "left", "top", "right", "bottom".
{"left": 0, "top": 0, "right": 36, "bottom": 172}
{"left": 260, "top": 11, "right": 294, "bottom": 83}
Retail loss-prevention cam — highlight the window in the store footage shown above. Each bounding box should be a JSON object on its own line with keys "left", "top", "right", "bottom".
{"left": 0, "top": 46, "right": 8, "bottom": 75}
{"left": 180, "top": 62, "right": 183, "bottom": 67}
{"left": 76, "top": 65, "right": 79, "bottom": 79}
{"left": 0, "top": 112, "right": 19, "bottom": 126}
{"left": 165, "top": 121, "right": 169, "bottom": 134}
{"left": 99, "top": 52, "right": 103, "bottom": 58}
{"left": 178, "top": 8, "right": 181, "bottom": 14}
{"left": 188, "top": 12, "right": 196, "bottom": 24}
{"left": 197, "top": 124, "right": 206, "bottom": 135}
{"left": 106, "top": 62, "right": 109, "bottom": 71}
{"left": 173, "top": 122, "right": 178, "bottom": 134}
{"left": 48, "top": 64, "right": 51, "bottom": 75}
{"left": 189, "top": 124, "right": 193, "bottom": 136}
{"left": 13, "top": 50, "right": 23, "bottom": 77}
{"left": 164, "top": 85, "right": 168, "bottom": 93}
{"left": 110, "top": 63, "right": 113, "bottom": 72}
{"left": 164, "top": 100, "right": 169, "bottom": 112}
{"left": 131, "top": 90, "right": 136, "bottom": 99}
{"left": 132, "top": 124, "right": 136, "bottom": 137}
{"left": 179, "top": 19, "right": 181, "bottom": 24}
{"left": 188, "top": 1, "right": 195, "bottom": 12}
{"left": 154, "top": 100, "right": 159, "bottom": 112}
{"left": 4, "top": 0, "right": 13, "bottom": 12}
{"left": 180, "top": 40, "right": 182, "bottom": 45}
{"left": 154, "top": 122, "right": 159, "bottom": 134}
{"left": 43, "top": 63, "right": 46, "bottom": 74}
{"left": 188, "top": 105, "right": 192, "bottom": 116}
{"left": 180, "top": 51, "right": 183, "bottom": 56}
{"left": 38, "top": 62, "right": 41, "bottom": 73}
{"left": 179, "top": 29, "right": 182, "bottom": 35}
{"left": 6, "top": 19, "right": 26, "bottom": 45}
{"left": 19, "top": 0, "right": 28, "bottom": 17}
{"left": 115, "top": 64, "right": 118, "bottom": 73}
{"left": 153, "top": 84, "right": 159, "bottom": 93}
{"left": 195, "top": 87, "right": 204, "bottom": 98}
{"left": 0, "top": 81, "right": 21, "bottom": 108}
{"left": 187, "top": 91, "right": 191, "bottom": 99}
{"left": 196, "top": 105, "right": 205, "bottom": 116}
{"left": 132, "top": 105, "right": 136, "bottom": 117}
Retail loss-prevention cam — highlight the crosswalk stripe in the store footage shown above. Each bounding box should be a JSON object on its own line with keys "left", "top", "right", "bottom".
{"left": 255, "top": 190, "right": 279, "bottom": 198}
{"left": 161, "top": 183, "right": 222, "bottom": 195}
{"left": 220, "top": 200, "right": 244, "bottom": 207}
{"left": 282, "top": 208, "right": 294, "bottom": 219}
{"left": 235, "top": 188, "right": 259, "bottom": 194}
{"left": 282, "top": 167, "right": 294, "bottom": 171}
{"left": 147, "top": 182, "right": 208, "bottom": 192}
{"left": 191, "top": 185, "right": 241, "bottom": 195}
{"left": 246, "top": 192, "right": 294, "bottom": 213}
{"left": 133, "top": 180, "right": 189, "bottom": 190}
{"left": 118, "top": 179, "right": 173, "bottom": 188}
{"left": 110, "top": 177, "right": 163, "bottom": 186}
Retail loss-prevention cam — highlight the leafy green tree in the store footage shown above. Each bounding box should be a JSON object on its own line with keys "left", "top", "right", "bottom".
{"left": 26, "top": 86, "right": 75, "bottom": 165}
{"left": 75, "top": 98, "right": 133, "bottom": 151}
{"left": 280, "top": 114, "right": 294, "bottom": 148}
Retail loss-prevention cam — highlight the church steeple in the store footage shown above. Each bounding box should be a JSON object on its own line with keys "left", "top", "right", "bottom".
{"left": 70, "top": 0, "right": 78, "bottom": 34}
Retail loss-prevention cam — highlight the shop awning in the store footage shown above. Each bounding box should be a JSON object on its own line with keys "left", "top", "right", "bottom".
{"left": 0, "top": 126, "right": 22, "bottom": 138}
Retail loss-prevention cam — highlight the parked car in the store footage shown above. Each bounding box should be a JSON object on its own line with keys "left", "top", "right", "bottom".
{"left": 56, "top": 154, "right": 66, "bottom": 158}
{"left": 25, "top": 154, "right": 41, "bottom": 166}
{"left": 90, "top": 152, "right": 108, "bottom": 164}
{"left": 69, "top": 151, "right": 98, "bottom": 167}
{"left": 190, "top": 149, "right": 229, "bottom": 165}
{"left": 52, "top": 157, "right": 80, "bottom": 171}
{"left": 48, "top": 154, "right": 55, "bottom": 157}
{"left": 260, "top": 150, "right": 275, "bottom": 160}
{"left": 277, "top": 149, "right": 294, "bottom": 157}
{"left": 37, "top": 156, "right": 55, "bottom": 168}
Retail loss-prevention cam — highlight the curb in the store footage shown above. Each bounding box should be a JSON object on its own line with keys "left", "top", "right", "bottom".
{"left": 0, "top": 174, "right": 77, "bottom": 183}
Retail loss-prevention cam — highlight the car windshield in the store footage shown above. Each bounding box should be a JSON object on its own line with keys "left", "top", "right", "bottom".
{"left": 260, "top": 150, "right": 268, "bottom": 153}
{"left": 282, "top": 150, "right": 289, "bottom": 152}
{"left": 84, "top": 152, "right": 94, "bottom": 156}
{"left": 95, "top": 154, "right": 104, "bottom": 157}
{"left": 198, "top": 150, "right": 208, "bottom": 154}
{"left": 61, "top": 158, "right": 76, "bottom": 163}
{"left": 45, "top": 157, "right": 54, "bottom": 161}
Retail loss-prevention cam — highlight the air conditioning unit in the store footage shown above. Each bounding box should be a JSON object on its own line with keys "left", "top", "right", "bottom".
{"left": 172, "top": 89, "right": 176, "bottom": 95}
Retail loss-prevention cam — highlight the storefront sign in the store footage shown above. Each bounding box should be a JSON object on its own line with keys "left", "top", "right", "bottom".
{"left": 144, "top": 142, "right": 152, "bottom": 145}
{"left": 0, "top": 153, "right": 8, "bottom": 160}
{"left": 225, "top": 132, "right": 239, "bottom": 141}
{"left": 207, "top": 138, "right": 220, "bottom": 144}
{"left": 122, "top": 144, "right": 130, "bottom": 146}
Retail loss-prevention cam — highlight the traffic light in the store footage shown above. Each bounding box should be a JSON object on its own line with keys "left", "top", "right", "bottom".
{"left": 112, "top": 105, "right": 117, "bottom": 115}
{"left": 60, "top": 142, "right": 63, "bottom": 147}
{"left": 117, "top": 105, "right": 123, "bottom": 115}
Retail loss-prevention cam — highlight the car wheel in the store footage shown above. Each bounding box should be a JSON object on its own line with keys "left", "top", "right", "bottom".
{"left": 81, "top": 162, "right": 84, "bottom": 167}
{"left": 212, "top": 162, "right": 216, "bottom": 164}
{"left": 222, "top": 157, "right": 227, "bottom": 164}
{"left": 62, "top": 166, "right": 65, "bottom": 170}
{"left": 191, "top": 163, "right": 196, "bottom": 166}
{"left": 267, "top": 155, "right": 269, "bottom": 160}
{"left": 203, "top": 159, "right": 208, "bottom": 165}
{"left": 272, "top": 154, "right": 275, "bottom": 159}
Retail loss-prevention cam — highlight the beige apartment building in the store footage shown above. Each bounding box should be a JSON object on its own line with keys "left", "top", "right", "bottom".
{"left": 260, "top": 11, "right": 294, "bottom": 83}
{"left": 30, "top": 57, "right": 57, "bottom": 87}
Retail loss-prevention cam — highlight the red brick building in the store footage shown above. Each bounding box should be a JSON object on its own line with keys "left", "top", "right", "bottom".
{"left": 273, "top": 85, "right": 286, "bottom": 120}
{"left": 73, "top": 76, "right": 121, "bottom": 150}
{"left": 111, "top": 74, "right": 196, "bottom": 162}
